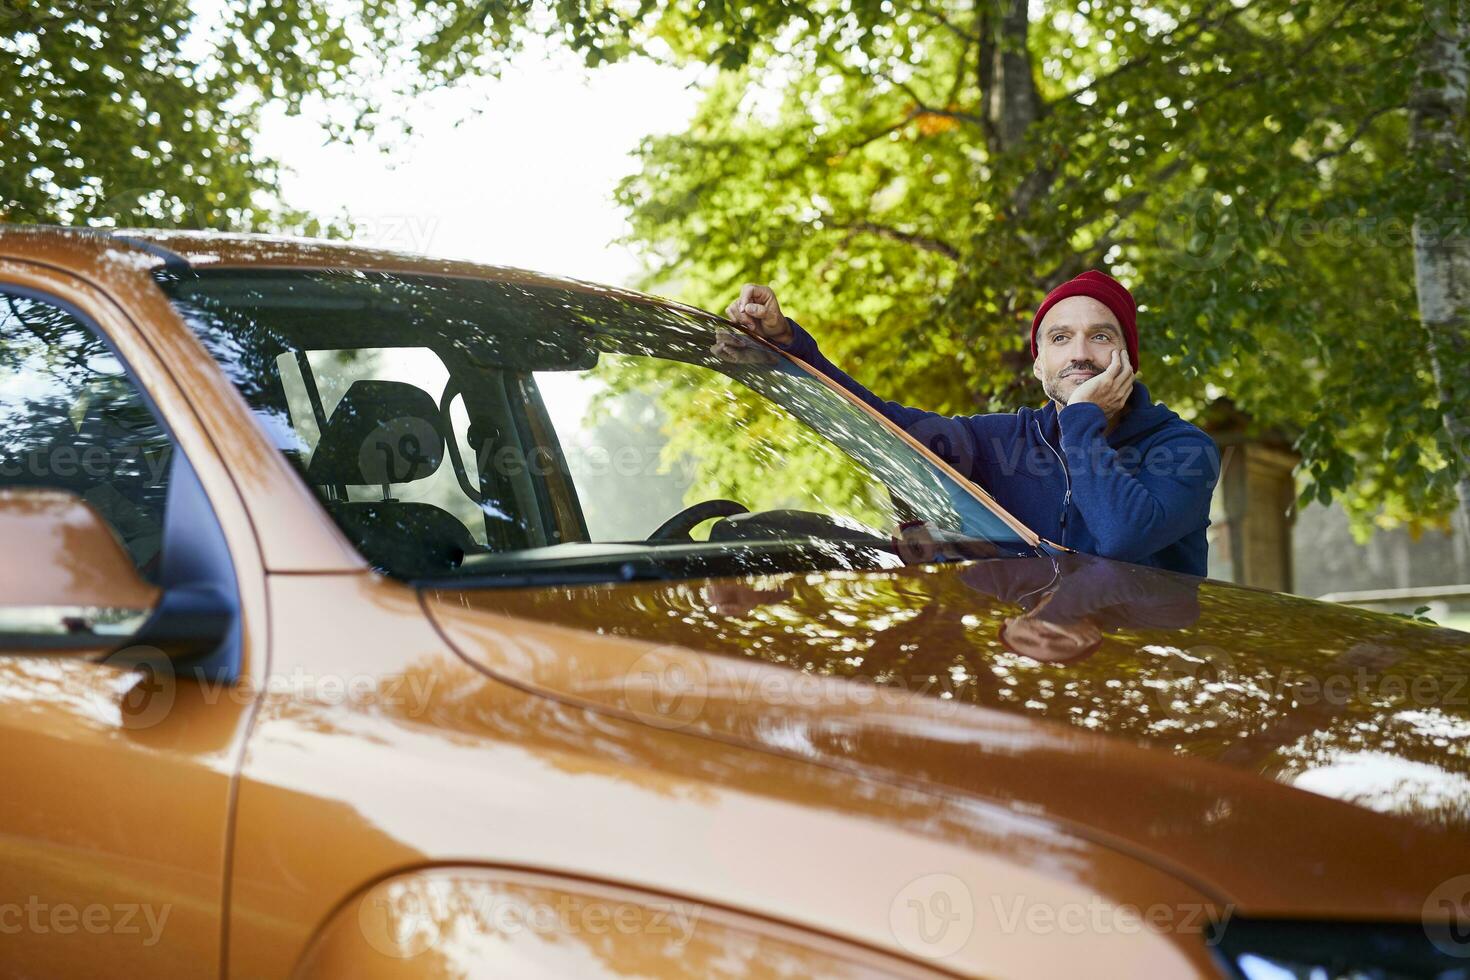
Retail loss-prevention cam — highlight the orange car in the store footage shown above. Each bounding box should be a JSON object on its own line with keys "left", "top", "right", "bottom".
{"left": 0, "top": 225, "right": 1467, "bottom": 979}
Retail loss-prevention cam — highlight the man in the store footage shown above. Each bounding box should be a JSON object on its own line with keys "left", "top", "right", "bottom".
{"left": 725, "top": 271, "right": 1220, "bottom": 575}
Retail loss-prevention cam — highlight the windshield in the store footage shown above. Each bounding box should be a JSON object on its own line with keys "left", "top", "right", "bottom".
{"left": 156, "top": 268, "right": 1037, "bottom": 584}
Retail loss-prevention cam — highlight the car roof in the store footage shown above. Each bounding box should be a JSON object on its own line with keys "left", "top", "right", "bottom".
{"left": 0, "top": 222, "right": 1044, "bottom": 553}
{"left": 0, "top": 224, "right": 716, "bottom": 324}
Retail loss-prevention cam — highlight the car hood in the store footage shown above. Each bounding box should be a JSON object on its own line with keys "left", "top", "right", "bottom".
{"left": 424, "top": 554, "right": 1470, "bottom": 919}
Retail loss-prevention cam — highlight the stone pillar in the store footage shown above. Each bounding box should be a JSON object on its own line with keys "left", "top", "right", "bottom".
{"left": 1201, "top": 400, "right": 1300, "bottom": 592}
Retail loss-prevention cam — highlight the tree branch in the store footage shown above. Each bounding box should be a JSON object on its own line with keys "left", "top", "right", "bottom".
{"left": 865, "top": 65, "right": 987, "bottom": 128}
{"left": 1259, "top": 102, "right": 1405, "bottom": 219}
{"left": 1306, "top": 103, "right": 1403, "bottom": 168}
{"left": 912, "top": 0, "right": 979, "bottom": 46}
{"left": 830, "top": 219, "right": 961, "bottom": 260}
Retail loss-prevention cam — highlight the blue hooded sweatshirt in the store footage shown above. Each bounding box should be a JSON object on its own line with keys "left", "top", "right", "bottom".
{"left": 777, "top": 318, "right": 1221, "bottom": 576}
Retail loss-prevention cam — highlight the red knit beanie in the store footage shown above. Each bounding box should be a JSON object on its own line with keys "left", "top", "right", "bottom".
{"left": 1029, "top": 270, "right": 1139, "bottom": 369}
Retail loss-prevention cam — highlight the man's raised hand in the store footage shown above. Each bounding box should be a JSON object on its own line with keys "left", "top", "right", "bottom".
{"left": 1067, "top": 349, "right": 1135, "bottom": 419}
{"left": 725, "top": 284, "right": 793, "bottom": 346}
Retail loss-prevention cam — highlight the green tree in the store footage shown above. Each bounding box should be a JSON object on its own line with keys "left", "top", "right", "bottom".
{"left": 605, "top": 0, "right": 1464, "bottom": 537}
{"left": 342, "top": 0, "right": 1467, "bottom": 536}
{"left": 1, "top": 0, "right": 377, "bottom": 228}
{"left": 10, "top": 0, "right": 1464, "bottom": 537}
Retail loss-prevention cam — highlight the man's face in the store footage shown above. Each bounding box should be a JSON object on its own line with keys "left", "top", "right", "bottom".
{"left": 1032, "top": 295, "right": 1125, "bottom": 404}
{"left": 1001, "top": 615, "right": 1103, "bottom": 664}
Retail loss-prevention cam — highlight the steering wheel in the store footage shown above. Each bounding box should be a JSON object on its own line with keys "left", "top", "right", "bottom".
{"left": 647, "top": 499, "right": 749, "bottom": 541}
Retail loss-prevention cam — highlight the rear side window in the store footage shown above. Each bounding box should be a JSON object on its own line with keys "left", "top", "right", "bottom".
{"left": 0, "top": 291, "right": 173, "bottom": 580}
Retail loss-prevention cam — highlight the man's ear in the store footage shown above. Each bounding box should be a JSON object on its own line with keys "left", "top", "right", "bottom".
{"left": 1032, "top": 358, "right": 1043, "bottom": 382}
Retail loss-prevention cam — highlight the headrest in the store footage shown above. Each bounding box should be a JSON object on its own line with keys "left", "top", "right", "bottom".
{"left": 305, "top": 380, "right": 446, "bottom": 486}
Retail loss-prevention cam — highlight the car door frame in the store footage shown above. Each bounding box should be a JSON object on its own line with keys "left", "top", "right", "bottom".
{"left": 0, "top": 253, "right": 270, "bottom": 978}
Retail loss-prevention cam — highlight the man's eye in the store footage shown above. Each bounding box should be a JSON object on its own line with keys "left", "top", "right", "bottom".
{"left": 1093, "top": 334, "right": 1113, "bottom": 342}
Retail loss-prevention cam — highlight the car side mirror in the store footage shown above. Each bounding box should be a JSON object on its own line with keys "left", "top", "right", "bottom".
{"left": 0, "top": 489, "right": 160, "bottom": 656}
{"left": 0, "top": 488, "right": 228, "bottom": 662}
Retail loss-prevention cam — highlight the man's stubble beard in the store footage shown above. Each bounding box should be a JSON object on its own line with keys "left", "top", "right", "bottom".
{"left": 1040, "top": 373, "right": 1076, "bottom": 407}
{"left": 1041, "top": 362, "right": 1105, "bottom": 408}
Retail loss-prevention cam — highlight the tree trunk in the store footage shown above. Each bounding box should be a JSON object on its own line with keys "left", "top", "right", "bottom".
{"left": 1410, "top": 4, "right": 1470, "bottom": 549}
{"left": 975, "top": 0, "right": 1052, "bottom": 255}
{"left": 984, "top": 0, "right": 1043, "bottom": 152}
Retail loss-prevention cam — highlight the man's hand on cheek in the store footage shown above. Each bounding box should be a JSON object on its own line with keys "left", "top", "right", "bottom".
{"left": 1067, "top": 350, "right": 1134, "bottom": 416}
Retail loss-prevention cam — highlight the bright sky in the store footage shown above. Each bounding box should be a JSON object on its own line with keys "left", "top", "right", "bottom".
{"left": 253, "top": 38, "right": 706, "bottom": 289}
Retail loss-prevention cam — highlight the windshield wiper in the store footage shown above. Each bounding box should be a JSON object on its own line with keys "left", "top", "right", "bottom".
{"left": 417, "top": 536, "right": 908, "bottom": 589}
{"left": 415, "top": 562, "right": 675, "bottom": 590}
